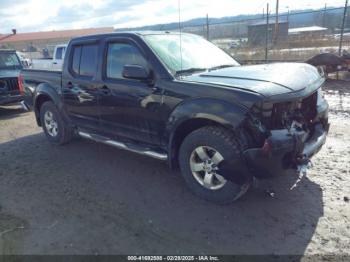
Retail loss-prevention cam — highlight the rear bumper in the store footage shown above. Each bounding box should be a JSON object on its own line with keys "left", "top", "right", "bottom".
{"left": 0, "top": 95, "right": 23, "bottom": 105}
{"left": 244, "top": 100, "right": 329, "bottom": 178}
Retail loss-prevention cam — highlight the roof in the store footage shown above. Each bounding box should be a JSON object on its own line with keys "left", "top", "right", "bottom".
{"left": 72, "top": 30, "right": 190, "bottom": 41}
{"left": 116, "top": 30, "right": 184, "bottom": 35}
{"left": 0, "top": 27, "right": 114, "bottom": 43}
{"left": 289, "top": 26, "right": 328, "bottom": 34}
{"left": 249, "top": 19, "right": 288, "bottom": 27}
{"left": 0, "top": 34, "right": 13, "bottom": 42}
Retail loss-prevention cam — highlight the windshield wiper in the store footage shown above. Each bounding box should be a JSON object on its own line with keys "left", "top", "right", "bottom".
{"left": 175, "top": 67, "right": 207, "bottom": 76}
{"left": 208, "top": 64, "right": 236, "bottom": 71}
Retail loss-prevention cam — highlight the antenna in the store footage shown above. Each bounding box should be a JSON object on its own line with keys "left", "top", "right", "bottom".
{"left": 178, "top": 0, "right": 183, "bottom": 74}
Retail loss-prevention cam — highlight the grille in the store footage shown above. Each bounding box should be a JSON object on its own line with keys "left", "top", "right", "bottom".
{"left": 6, "top": 78, "right": 19, "bottom": 92}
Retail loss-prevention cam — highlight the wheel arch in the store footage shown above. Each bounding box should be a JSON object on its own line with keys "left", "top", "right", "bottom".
{"left": 34, "top": 83, "right": 61, "bottom": 126}
{"left": 166, "top": 98, "right": 249, "bottom": 169}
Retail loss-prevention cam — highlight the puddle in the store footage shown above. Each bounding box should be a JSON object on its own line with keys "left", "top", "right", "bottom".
{"left": 323, "top": 79, "right": 350, "bottom": 120}
{"left": 324, "top": 91, "right": 350, "bottom": 118}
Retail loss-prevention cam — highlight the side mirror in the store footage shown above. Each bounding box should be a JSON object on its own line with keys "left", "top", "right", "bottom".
{"left": 122, "top": 65, "right": 150, "bottom": 80}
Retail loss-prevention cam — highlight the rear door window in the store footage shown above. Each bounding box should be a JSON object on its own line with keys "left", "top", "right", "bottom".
{"left": 70, "top": 44, "right": 98, "bottom": 77}
{"left": 80, "top": 45, "right": 98, "bottom": 77}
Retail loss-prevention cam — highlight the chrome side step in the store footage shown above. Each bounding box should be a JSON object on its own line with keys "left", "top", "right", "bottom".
{"left": 78, "top": 131, "right": 168, "bottom": 161}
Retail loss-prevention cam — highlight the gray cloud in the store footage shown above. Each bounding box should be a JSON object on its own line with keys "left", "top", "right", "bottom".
{"left": 50, "top": 4, "right": 94, "bottom": 23}
{"left": 50, "top": 0, "right": 142, "bottom": 24}
{"left": 0, "top": 0, "right": 26, "bottom": 8}
{"left": 0, "top": 0, "right": 149, "bottom": 33}
{"left": 0, "top": 0, "right": 27, "bottom": 17}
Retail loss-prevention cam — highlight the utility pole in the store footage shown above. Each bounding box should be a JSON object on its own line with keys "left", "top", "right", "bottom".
{"left": 339, "top": 0, "right": 348, "bottom": 55}
{"left": 274, "top": 0, "right": 280, "bottom": 45}
{"left": 323, "top": 4, "right": 327, "bottom": 28}
{"left": 206, "top": 14, "right": 209, "bottom": 40}
{"left": 265, "top": 3, "right": 270, "bottom": 62}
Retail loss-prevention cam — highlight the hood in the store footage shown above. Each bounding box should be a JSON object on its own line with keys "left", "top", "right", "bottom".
{"left": 0, "top": 69, "right": 21, "bottom": 79}
{"left": 183, "top": 63, "right": 323, "bottom": 97}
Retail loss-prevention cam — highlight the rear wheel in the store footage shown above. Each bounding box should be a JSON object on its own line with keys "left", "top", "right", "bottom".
{"left": 40, "top": 101, "right": 73, "bottom": 145}
{"left": 179, "top": 126, "right": 251, "bottom": 204}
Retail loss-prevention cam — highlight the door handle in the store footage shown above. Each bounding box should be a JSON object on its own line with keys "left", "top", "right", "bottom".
{"left": 67, "top": 82, "right": 74, "bottom": 89}
{"left": 150, "top": 86, "right": 159, "bottom": 92}
{"left": 100, "top": 85, "right": 111, "bottom": 95}
{"left": 53, "top": 62, "right": 57, "bottom": 65}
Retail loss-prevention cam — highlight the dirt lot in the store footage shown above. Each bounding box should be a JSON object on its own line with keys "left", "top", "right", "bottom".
{"left": 0, "top": 80, "right": 349, "bottom": 256}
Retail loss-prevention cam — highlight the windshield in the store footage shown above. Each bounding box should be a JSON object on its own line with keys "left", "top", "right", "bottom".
{"left": 0, "top": 52, "right": 22, "bottom": 70}
{"left": 143, "top": 34, "right": 240, "bottom": 75}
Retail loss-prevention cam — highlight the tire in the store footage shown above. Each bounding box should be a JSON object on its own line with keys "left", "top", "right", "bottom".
{"left": 40, "top": 101, "right": 73, "bottom": 145}
{"left": 179, "top": 126, "right": 251, "bottom": 204}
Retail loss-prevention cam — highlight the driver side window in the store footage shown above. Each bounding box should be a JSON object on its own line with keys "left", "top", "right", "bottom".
{"left": 106, "top": 43, "right": 148, "bottom": 79}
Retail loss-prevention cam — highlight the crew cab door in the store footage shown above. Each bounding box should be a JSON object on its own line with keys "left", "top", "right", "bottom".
{"left": 98, "top": 38, "right": 164, "bottom": 145}
{"left": 62, "top": 41, "right": 101, "bottom": 131}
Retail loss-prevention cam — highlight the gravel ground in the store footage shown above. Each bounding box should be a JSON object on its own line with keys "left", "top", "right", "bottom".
{"left": 0, "top": 80, "right": 349, "bottom": 257}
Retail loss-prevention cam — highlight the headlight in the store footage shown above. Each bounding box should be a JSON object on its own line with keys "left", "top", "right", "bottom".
{"left": 0, "top": 80, "right": 6, "bottom": 89}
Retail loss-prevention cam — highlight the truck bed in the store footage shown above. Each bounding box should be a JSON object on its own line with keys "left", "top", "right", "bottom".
{"left": 21, "top": 69, "right": 62, "bottom": 108}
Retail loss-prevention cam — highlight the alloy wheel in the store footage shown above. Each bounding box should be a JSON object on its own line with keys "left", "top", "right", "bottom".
{"left": 189, "top": 146, "right": 227, "bottom": 190}
{"left": 44, "top": 111, "right": 58, "bottom": 137}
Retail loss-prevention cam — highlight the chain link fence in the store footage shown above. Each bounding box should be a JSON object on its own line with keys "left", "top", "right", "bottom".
{"left": 164, "top": 5, "right": 350, "bottom": 65}
{"left": 2, "top": 2, "right": 349, "bottom": 67}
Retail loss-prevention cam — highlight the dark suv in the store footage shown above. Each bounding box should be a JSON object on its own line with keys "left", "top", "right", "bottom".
{"left": 0, "top": 50, "right": 24, "bottom": 106}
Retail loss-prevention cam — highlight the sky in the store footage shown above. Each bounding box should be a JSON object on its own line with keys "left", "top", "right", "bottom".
{"left": 0, "top": 0, "right": 347, "bottom": 33}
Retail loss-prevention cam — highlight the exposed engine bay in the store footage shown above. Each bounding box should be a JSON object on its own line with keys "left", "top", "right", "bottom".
{"left": 243, "top": 89, "right": 329, "bottom": 178}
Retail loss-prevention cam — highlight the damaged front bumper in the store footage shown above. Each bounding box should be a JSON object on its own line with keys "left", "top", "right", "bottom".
{"left": 244, "top": 100, "right": 329, "bottom": 178}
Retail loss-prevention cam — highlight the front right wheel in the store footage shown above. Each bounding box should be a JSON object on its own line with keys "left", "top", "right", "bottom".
{"left": 179, "top": 126, "right": 251, "bottom": 204}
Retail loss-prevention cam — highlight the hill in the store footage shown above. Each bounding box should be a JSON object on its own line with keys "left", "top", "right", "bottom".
{"left": 116, "top": 6, "right": 345, "bottom": 36}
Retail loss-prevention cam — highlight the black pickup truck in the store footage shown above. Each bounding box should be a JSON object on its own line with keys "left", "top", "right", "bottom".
{"left": 21, "top": 32, "right": 329, "bottom": 203}
{"left": 0, "top": 50, "right": 25, "bottom": 106}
